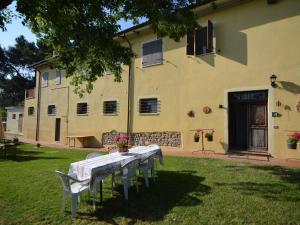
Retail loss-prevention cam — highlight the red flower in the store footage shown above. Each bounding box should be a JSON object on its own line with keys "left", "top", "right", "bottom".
{"left": 114, "top": 136, "right": 120, "bottom": 142}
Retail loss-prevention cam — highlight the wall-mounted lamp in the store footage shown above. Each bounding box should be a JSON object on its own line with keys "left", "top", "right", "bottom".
{"left": 270, "top": 74, "right": 277, "bottom": 88}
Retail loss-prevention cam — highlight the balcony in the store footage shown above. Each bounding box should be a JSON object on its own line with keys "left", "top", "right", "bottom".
{"left": 25, "top": 88, "right": 35, "bottom": 99}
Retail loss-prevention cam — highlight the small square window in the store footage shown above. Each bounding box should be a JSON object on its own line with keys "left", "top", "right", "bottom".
{"left": 103, "top": 101, "right": 117, "bottom": 115}
{"left": 48, "top": 105, "right": 56, "bottom": 115}
{"left": 12, "top": 114, "right": 16, "bottom": 119}
{"left": 19, "top": 114, "right": 23, "bottom": 119}
{"left": 77, "top": 103, "right": 88, "bottom": 115}
{"left": 28, "top": 107, "right": 34, "bottom": 116}
{"left": 139, "top": 98, "right": 159, "bottom": 114}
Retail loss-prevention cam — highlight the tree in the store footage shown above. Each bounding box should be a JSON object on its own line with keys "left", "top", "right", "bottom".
{"left": 0, "top": 0, "right": 205, "bottom": 95}
{"left": 0, "top": 35, "right": 52, "bottom": 107}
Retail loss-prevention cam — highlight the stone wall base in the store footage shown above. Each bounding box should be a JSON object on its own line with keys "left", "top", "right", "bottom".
{"left": 102, "top": 131, "right": 181, "bottom": 147}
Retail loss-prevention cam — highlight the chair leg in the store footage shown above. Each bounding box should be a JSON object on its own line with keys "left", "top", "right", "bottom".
{"left": 143, "top": 170, "right": 149, "bottom": 188}
{"left": 135, "top": 177, "right": 139, "bottom": 192}
{"left": 71, "top": 193, "right": 78, "bottom": 218}
{"left": 111, "top": 172, "right": 115, "bottom": 197}
{"left": 123, "top": 180, "right": 129, "bottom": 200}
{"left": 61, "top": 191, "right": 67, "bottom": 212}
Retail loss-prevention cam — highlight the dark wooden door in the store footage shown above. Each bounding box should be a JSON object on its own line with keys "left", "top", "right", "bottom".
{"left": 55, "top": 118, "right": 61, "bottom": 142}
{"left": 229, "top": 90, "right": 268, "bottom": 151}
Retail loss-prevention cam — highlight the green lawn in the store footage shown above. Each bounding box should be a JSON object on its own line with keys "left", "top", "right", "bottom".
{"left": 0, "top": 144, "right": 300, "bottom": 225}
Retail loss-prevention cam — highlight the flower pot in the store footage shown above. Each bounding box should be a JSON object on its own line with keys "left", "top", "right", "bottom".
{"left": 194, "top": 136, "right": 200, "bottom": 142}
{"left": 287, "top": 142, "right": 297, "bottom": 149}
{"left": 118, "top": 146, "right": 129, "bottom": 154}
{"left": 206, "top": 136, "right": 213, "bottom": 142}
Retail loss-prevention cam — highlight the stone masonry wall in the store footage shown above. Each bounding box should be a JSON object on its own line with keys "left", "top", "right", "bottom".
{"left": 102, "top": 131, "right": 181, "bottom": 147}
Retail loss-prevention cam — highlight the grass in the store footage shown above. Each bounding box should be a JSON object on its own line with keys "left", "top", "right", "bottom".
{"left": 0, "top": 144, "right": 300, "bottom": 225}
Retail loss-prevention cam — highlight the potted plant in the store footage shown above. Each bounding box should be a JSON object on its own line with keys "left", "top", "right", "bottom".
{"left": 194, "top": 132, "right": 200, "bottom": 142}
{"left": 114, "top": 135, "right": 129, "bottom": 154}
{"left": 205, "top": 129, "right": 214, "bottom": 142}
{"left": 287, "top": 132, "right": 300, "bottom": 149}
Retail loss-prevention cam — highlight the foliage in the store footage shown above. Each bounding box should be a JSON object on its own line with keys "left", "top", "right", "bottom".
{"left": 287, "top": 132, "right": 300, "bottom": 144}
{"left": 1, "top": 0, "right": 204, "bottom": 96}
{"left": 205, "top": 129, "right": 215, "bottom": 138}
{"left": 1, "top": 144, "right": 300, "bottom": 224}
{"left": 0, "top": 35, "right": 52, "bottom": 107}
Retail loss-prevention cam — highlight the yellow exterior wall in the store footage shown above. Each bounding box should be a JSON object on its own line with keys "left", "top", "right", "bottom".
{"left": 23, "top": 0, "right": 300, "bottom": 159}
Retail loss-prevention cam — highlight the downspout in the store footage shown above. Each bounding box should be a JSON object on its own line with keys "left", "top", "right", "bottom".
{"left": 35, "top": 69, "right": 41, "bottom": 141}
{"left": 122, "top": 34, "right": 133, "bottom": 137}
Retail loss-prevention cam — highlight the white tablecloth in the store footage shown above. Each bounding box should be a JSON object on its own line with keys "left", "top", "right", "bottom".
{"left": 69, "top": 144, "right": 163, "bottom": 182}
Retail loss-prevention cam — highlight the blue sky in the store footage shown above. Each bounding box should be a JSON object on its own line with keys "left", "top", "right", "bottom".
{"left": 0, "top": 3, "right": 138, "bottom": 48}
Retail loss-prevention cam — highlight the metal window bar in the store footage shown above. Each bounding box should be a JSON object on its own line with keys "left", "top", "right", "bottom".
{"left": 77, "top": 103, "right": 88, "bottom": 115}
{"left": 103, "top": 101, "right": 117, "bottom": 114}
{"left": 139, "top": 98, "right": 159, "bottom": 113}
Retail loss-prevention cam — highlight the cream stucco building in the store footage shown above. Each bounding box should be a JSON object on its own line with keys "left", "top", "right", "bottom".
{"left": 23, "top": 0, "right": 300, "bottom": 159}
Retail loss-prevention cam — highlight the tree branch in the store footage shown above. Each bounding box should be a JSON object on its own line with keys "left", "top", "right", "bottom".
{"left": 0, "top": 0, "right": 13, "bottom": 11}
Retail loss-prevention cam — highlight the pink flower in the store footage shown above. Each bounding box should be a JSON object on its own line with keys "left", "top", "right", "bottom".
{"left": 123, "top": 135, "right": 129, "bottom": 140}
{"left": 114, "top": 136, "right": 120, "bottom": 142}
{"left": 291, "top": 132, "right": 300, "bottom": 140}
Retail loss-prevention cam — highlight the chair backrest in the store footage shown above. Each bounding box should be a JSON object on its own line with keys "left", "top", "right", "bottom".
{"left": 140, "top": 151, "right": 157, "bottom": 166}
{"left": 108, "top": 148, "right": 118, "bottom": 154}
{"left": 55, "top": 170, "right": 71, "bottom": 192}
{"left": 86, "top": 152, "right": 101, "bottom": 159}
{"left": 121, "top": 158, "right": 139, "bottom": 178}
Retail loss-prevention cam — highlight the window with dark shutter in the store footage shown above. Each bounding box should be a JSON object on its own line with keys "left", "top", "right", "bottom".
{"left": 186, "top": 20, "right": 215, "bottom": 56}
{"left": 77, "top": 103, "right": 88, "bottom": 115}
{"left": 186, "top": 30, "right": 195, "bottom": 55}
{"left": 56, "top": 71, "right": 61, "bottom": 85}
{"left": 142, "top": 39, "right": 163, "bottom": 67}
{"left": 103, "top": 101, "right": 117, "bottom": 115}
{"left": 12, "top": 114, "right": 16, "bottom": 119}
{"left": 42, "top": 72, "right": 49, "bottom": 87}
{"left": 28, "top": 107, "right": 34, "bottom": 116}
{"left": 48, "top": 105, "right": 56, "bottom": 115}
{"left": 139, "top": 98, "right": 159, "bottom": 114}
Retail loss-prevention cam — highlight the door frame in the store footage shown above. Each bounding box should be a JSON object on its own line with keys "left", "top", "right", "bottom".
{"left": 224, "top": 86, "right": 275, "bottom": 154}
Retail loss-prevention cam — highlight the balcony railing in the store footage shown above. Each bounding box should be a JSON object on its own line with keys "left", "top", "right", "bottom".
{"left": 25, "top": 88, "right": 35, "bottom": 99}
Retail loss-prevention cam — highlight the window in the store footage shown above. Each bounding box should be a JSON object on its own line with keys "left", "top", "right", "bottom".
{"left": 28, "top": 107, "right": 34, "bottom": 116}
{"left": 77, "top": 103, "right": 88, "bottom": 115}
{"left": 19, "top": 114, "right": 23, "bottom": 119}
{"left": 56, "top": 71, "right": 61, "bottom": 85}
{"left": 186, "top": 20, "right": 215, "bottom": 56}
{"left": 142, "top": 39, "right": 163, "bottom": 67}
{"left": 48, "top": 105, "right": 56, "bottom": 115}
{"left": 139, "top": 98, "right": 159, "bottom": 114}
{"left": 12, "top": 114, "right": 16, "bottom": 119}
{"left": 103, "top": 101, "right": 117, "bottom": 115}
{"left": 41, "top": 72, "right": 49, "bottom": 87}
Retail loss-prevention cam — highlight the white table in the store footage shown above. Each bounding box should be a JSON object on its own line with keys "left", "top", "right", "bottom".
{"left": 69, "top": 144, "right": 163, "bottom": 203}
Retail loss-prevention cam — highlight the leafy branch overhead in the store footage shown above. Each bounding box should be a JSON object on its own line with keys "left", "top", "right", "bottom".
{"left": 1, "top": 0, "right": 204, "bottom": 95}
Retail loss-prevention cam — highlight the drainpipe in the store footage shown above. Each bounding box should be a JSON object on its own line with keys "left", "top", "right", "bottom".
{"left": 35, "top": 69, "right": 41, "bottom": 141}
{"left": 122, "top": 34, "right": 133, "bottom": 138}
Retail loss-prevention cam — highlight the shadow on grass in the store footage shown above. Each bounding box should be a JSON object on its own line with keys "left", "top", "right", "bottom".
{"left": 0, "top": 148, "right": 64, "bottom": 162}
{"left": 78, "top": 170, "right": 210, "bottom": 223}
{"left": 216, "top": 164, "right": 300, "bottom": 202}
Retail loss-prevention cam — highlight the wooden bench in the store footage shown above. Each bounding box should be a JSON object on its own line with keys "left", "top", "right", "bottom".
{"left": 66, "top": 135, "right": 94, "bottom": 147}
{"left": 227, "top": 150, "right": 272, "bottom": 161}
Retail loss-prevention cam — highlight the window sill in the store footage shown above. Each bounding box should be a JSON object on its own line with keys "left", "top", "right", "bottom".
{"left": 48, "top": 114, "right": 56, "bottom": 116}
{"left": 142, "top": 62, "right": 163, "bottom": 68}
{"left": 77, "top": 114, "right": 88, "bottom": 116}
{"left": 103, "top": 113, "right": 118, "bottom": 116}
{"left": 195, "top": 51, "right": 215, "bottom": 57}
{"left": 139, "top": 113, "right": 160, "bottom": 116}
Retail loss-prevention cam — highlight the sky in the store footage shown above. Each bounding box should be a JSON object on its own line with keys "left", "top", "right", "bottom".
{"left": 0, "top": 3, "right": 139, "bottom": 48}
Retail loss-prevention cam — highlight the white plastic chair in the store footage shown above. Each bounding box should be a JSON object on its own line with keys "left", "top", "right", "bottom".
{"left": 55, "top": 171, "right": 90, "bottom": 218}
{"left": 111, "top": 158, "right": 139, "bottom": 200}
{"left": 86, "top": 152, "right": 101, "bottom": 159}
{"left": 139, "top": 152, "right": 158, "bottom": 187}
